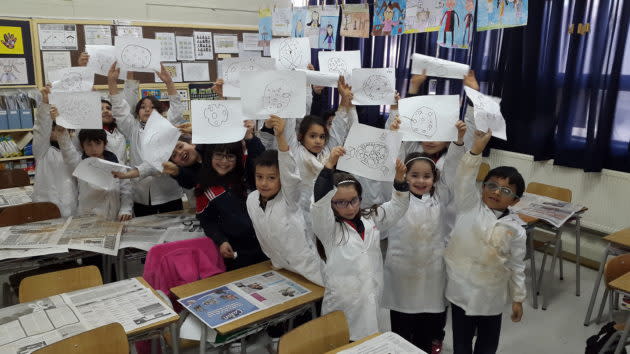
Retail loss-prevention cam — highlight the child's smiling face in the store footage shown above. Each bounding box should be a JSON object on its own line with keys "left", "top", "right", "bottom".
{"left": 481, "top": 176, "right": 519, "bottom": 211}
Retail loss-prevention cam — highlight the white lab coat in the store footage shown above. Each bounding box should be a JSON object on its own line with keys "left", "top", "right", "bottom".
{"left": 444, "top": 151, "right": 527, "bottom": 316}
{"left": 58, "top": 131, "right": 133, "bottom": 221}
{"left": 105, "top": 128, "right": 127, "bottom": 164}
{"left": 246, "top": 150, "right": 324, "bottom": 286}
{"left": 110, "top": 88, "right": 186, "bottom": 206}
{"left": 32, "top": 103, "right": 77, "bottom": 217}
{"left": 382, "top": 143, "right": 464, "bottom": 314}
{"left": 311, "top": 187, "right": 410, "bottom": 341}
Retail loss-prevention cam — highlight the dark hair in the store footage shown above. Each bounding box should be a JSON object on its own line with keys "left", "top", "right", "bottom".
{"left": 483, "top": 166, "right": 525, "bottom": 198}
{"left": 332, "top": 171, "right": 380, "bottom": 245}
{"left": 178, "top": 134, "right": 192, "bottom": 144}
{"left": 404, "top": 152, "right": 440, "bottom": 196}
{"left": 322, "top": 110, "right": 336, "bottom": 125}
{"left": 78, "top": 129, "right": 107, "bottom": 146}
{"left": 100, "top": 99, "right": 112, "bottom": 109}
{"left": 196, "top": 142, "right": 245, "bottom": 198}
{"left": 134, "top": 96, "right": 165, "bottom": 118}
{"left": 254, "top": 150, "right": 279, "bottom": 169}
{"left": 298, "top": 115, "right": 329, "bottom": 145}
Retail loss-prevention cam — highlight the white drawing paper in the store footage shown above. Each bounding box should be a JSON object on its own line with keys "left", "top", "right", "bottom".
{"left": 272, "top": 0, "right": 293, "bottom": 36}
{"left": 154, "top": 62, "right": 183, "bottom": 83}
{"left": 213, "top": 34, "right": 239, "bottom": 54}
{"left": 193, "top": 31, "right": 214, "bottom": 60}
{"left": 298, "top": 69, "right": 339, "bottom": 87}
{"left": 191, "top": 100, "right": 247, "bottom": 144}
{"left": 84, "top": 25, "right": 112, "bottom": 45}
{"left": 115, "top": 36, "right": 162, "bottom": 73}
{"left": 85, "top": 45, "right": 116, "bottom": 77}
{"left": 219, "top": 57, "right": 277, "bottom": 97}
{"left": 182, "top": 62, "right": 210, "bottom": 82}
{"left": 243, "top": 33, "right": 263, "bottom": 51}
{"left": 337, "top": 123, "right": 402, "bottom": 182}
{"left": 38, "top": 24, "right": 78, "bottom": 50}
{"left": 240, "top": 70, "right": 307, "bottom": 118}
{"left": 73, "top": 157, "right": 131, "bottom": 191}
{"left": 411, "top": 53, "right": 470, "bottom": 79}
{"left": 50, "top": 67, "right": 95, "bottom": 92}
{"left": 42, "top": 51, "right": 71, "bottom": 84}
{"left": 140, "top": 110, "right": 180, "bottom": 172}
{"left": 155, "top": 32, "right": 177, "bottom": 61}
{"left": 176, "top": 36, "right": 195, "bottom": 61}
{"left": 337, "top": 332, "right": 424, "bottom": 354}
{"left": 398, "top": 95, "right": 460, "bottom": 142}
{"left": 318, "top": 50, "right": 362, "bottom": 81}
{"left": 351, "top": 68, "right": 396, "bottom": 106}
{"left": 464, "top": 87, "right": 507, "bottom": 140}
{"left": 0, "top": 58, "right": 28, "bottom": 85}
{"left": 49, "top": 91, "right": 102, "bottom": 130}
{"left": 116, "top": 25, "right": 143, "bottom": 38}
{"left": 270, "top": 37, "right": 311, "bottom": 70}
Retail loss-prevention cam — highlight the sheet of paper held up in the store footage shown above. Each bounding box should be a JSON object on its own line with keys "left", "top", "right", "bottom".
{"left": 464, "top": 86, "right": 507, "bottom": 140}
{"left": 219, "top": 57, "right": 276, "bottom": 97}
{"left": 351, "top": 68, "right": 396, "bottom": 106}
{"left": 140, "top": 110, "right": 180, "bottom": 172}
{"left": 85, "top": 45, "right": 127, "bottom": 79}
{"left": 397, "top": 95, "right": 460, "bottom": 142}
{"left": 240, "top": 70, "right": 307, "bottom": 118}
{"left": 270, "top": 37, "right": 311, "bottom": 70}
{"left": 191, "top": 100, "right": 246, "bottom": 144}
{"left": 49, "top": 91, "right": 102, "bottom": 130}
{"left": 49, "top": 67, "right": 95, "bottom": 92}
{"left": 318, "top": 50, "right": 362, "bottom": 81}
{"left": 73, "top": 157, "right": 132, "bottom": 190}
{"left": 114, "top": 36, "right": 162, "bottom": 73}
{"left": 411, "top": 53, "right": 470, "bottom": 79}
{"left": 297, "top": 69, "right": 339, "bottom": 87}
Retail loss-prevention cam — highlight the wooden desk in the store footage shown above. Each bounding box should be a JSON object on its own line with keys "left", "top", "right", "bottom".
{"left": 607, "top": 272, "right": 630, "bottom": 354}
{"left": 603, "top": 228, "right": 630, "bottom": 248}
{"left": 324, "top": 333, "right": 381, "bottom": 354}
{"left": 129, "top": 277, "right": 180, "bottom": 337}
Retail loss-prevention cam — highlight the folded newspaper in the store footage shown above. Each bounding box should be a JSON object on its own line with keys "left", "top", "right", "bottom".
{"left": 510, "top": 193, "right": 585, "bottom": 228}
{"left": 0, "top": 186, "right": 33, "bottom": 207}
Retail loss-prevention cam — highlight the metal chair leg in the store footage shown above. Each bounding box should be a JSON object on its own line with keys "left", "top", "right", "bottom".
{"left": 609, "top": 291, "right": 616, "bottom": 322}
{"left": 584, "top": 244, "right": 610, "bottom": 326}
{"left": 528, "top": 229, "right": 538, "bottom": 309}
{"left": 575, "top": 215, "right": 582, "bottom": 296}
{"left": 559, "top": 240, "right": 564, "bottom": 280}
{"left": 596, "top": 288, "right": 609, "bottom": 324}
{"left": 542, "top": 237, "right": 562, "bottom": 310}
{"left": 614, "top": 311, "right": 630, "bottom": 354}
{"left": 537, "top": 244, "right": 549, "bottom": 295}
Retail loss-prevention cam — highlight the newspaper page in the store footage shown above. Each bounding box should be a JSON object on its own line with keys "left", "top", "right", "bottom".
{"left": 125, "top": 211, "right": 197, "bottom": 229}
{"left": 0, "top": 186, "right": 33, "bottom": 207}
{"left": 0, "top": 218, "right": 71, "bottom": 249}
{"left": 0, "top": 295, "right": 91, "bottom": 354}
{"left": 233, "top": 271, "right": 310, "bottom": 307}
{"left": 119, "top": 225, "right": 168, "bottom": 251}
{"left": 338, "top": 332, "right": 426, "bottom": 354}
{"left": 0, "top": 247, "right": 69, "bottom": 261}
{"left": 511, "top": 193, "right": 585, "bottom": 228}
{"left": 63, "top": 278, "right": 177, "bottom": 333}
{"left": 58, "top": 215, "right": 122, "bottom": 256}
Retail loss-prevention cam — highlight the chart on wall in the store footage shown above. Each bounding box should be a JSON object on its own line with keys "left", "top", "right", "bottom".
{"left": 477, "top": 0, "right": 528, "bottom": 31}
{"left": 38, "top": 24, "right": 77, "bottom": 50}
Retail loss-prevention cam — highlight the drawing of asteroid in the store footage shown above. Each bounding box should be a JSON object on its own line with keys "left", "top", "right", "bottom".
{"left": 58, "top": 72, "right": 82, "bottom": 91}
{"left": 361, "top": 75, "right": 391, "bottom": 101}
{"left": 346, "top": 134, "right": 390, "bottom": 175}
{"left": 121, "top": 44, "right": 152, "bottom": 69}
{"left": 327, "top": 57, "right": 349, "bottom": 77}
{"left": 225, "top": 61, "right": 259, "bottom": 88}
{"left": 263, "top": 80, "right": 292, "bottom": 114}
{"left": 278, "top": 39, "right": 303, "bottom": 70}
{"left": 204, "top": 104, "right": 230, "bottom": 127}
{"left": 406, "top": 106, "right": 438, "bottom": 137}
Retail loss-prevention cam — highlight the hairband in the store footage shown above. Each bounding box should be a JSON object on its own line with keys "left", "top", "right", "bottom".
{"left": 337, "top": 179, "right": 356, "bottom": 185}
{"left": 405, "top": 156, "right": 436, "bottom": 167}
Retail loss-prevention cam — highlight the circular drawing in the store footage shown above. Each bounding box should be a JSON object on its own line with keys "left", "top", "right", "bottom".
{"left": 121, "top": 44, "right": 152, "bottom": 69}
{"left": 263, "top": 80, "right": 292, "bottom": 114}
{"left": 327, "top": 57, "right": 349, "bottom": 77}
{"left": 59, "top": 72, "right": 82, "bottom": 91}
{"left": 410, "top": 106, "right": 438, "bottom": 136}
{"left": 225, "top": 62, "right": 259, "bottom": 88}
{"left": 361, "top": 75, "right": 391, "bottom": 101}
{"left": 348, "top": 142, "right": 390, "bottom": 173}
{"left": 278, "top": 40, "right": 303, "bottom": 70}
{"left": 204, "top": 104, "right": 230, "bottom": 127}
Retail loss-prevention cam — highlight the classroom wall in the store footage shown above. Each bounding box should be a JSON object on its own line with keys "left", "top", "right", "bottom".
{"left": 2, "top": 0, "right": 260, "bottom": 27}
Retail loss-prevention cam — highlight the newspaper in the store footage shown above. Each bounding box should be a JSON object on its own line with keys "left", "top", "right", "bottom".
{"left": 179, "top": 271, "right": 310, "bottom": 328}
{"left": 119, "top": 225, "right": 168, "bottom": 251}
{"left": 338, "top": 332, "right": 426, "bottom": 354}
{"left": 0, "top": 218, "right": 71, "bottom": 249}
{"left": 125, "top": 212, "right": 197, "bottom": 228}
{"left": 120, "top": 212, "right": 204, "bottom": 250}
{"left": 58, "top": 215, "right": 122, "bottom": 256}
{"left": 0, "top": 186, "right": 33, "bottom": 207}
{"left": 511, "top": 193, "right": 585, "bottom": 228}
{"left": 0, "top": 247, "right": 69, "bottom": 261}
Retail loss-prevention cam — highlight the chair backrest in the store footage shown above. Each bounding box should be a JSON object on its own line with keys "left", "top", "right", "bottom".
{"left": 526, "top": 182, "right": 572, "bottom": 202}
{"left": 32, "top": 323, "right": 128, "bottom": 354}
{"left": 477, "top": 162, "right": 491, "bottom": 182}
{"left": 0, "top": 169, "right": 30, "bottom": 189}
{"left": 0, "top": 202, "right": 61, "bottom": 227}
{"left": 278, "top": 311, "right": 350, "bottom": 354}
{"left": 19, "top": 266, "right": 103, "bottom": 303}
{"left": 605, "top": 254, "right": 630, "bottom": 284}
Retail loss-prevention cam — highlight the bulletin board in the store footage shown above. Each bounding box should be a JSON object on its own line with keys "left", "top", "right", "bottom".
{"left": 0, "top": 17, "right": 37, "bottom": 87}
{"left": 31, "top": 19, "right": 258, "bottom": 87}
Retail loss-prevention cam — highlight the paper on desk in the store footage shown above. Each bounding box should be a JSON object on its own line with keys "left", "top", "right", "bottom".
{"left": 125, "top": 211, "right": 197, "bottom": 228}
{"left": 510, "top": 193, "right": 584, "bottom": 228}
{"left": 59, "top": 215, "right": 122, "bottom": 256}
{"left": 0, "top": 185, "right": 33, "bottom": 207}
{"left": 179, "top": 315, "right": 218, "bottom": 342}
{"left": 73, "top": 157, "right": 132, "bottom": 191}
{"left": 0, "top": 218, "right": 71, "bottom": 249}
{"left": 338, "top": 331, "right": 426, "bottom": 354}
{"left": 140, "top": 110, "right": 180, "bottom": 172}
{"left": 0, "top": 247, "right": 69, "bottom": 261}
{"left": 119, "top": 225, "right": 167, "bottom": 251}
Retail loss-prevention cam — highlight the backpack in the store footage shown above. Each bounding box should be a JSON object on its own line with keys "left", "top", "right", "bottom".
{"left": 585, "top": 321, "right": 627, "bottom": 354}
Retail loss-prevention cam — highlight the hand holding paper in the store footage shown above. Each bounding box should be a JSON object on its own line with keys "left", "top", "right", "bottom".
{"left": 411, "top": 53, "right": 470, "bottom": 79}
{"left": 73, "top": 157, "right": 132, "bottom": 190}
{"left": 140, "top": 110, "right": 180, "bottom": 172}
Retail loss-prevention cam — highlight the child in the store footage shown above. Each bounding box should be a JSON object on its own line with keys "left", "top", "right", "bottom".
{"left": 32, "top": 86, "right": 78, "bottom": 217}
{"left": 444, "top": 129, "right": 526, "bottom": 354}
{"left": 246, "top": 115, "right": 324, "bottom": 286}
{"left": 57, "top": 127, "right": 133, "bottom": 221}
{"left": 310, "top": 146, "right": 410, "bottom": 341}
{"left": 382, "top": 121, "right": 467, "bottom": 353}
{"left": 100, "top": 99, "right": 127, "bottom": 163}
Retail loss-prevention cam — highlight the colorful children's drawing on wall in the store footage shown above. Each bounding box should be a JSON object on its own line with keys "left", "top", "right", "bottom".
{"left": 438, "top": 0, "right": 474, "bottom": 49}
{"left": 340, "top": 4, "right": 370, "bottom": 38}
{"left": 404, "top": 0, "right": 444, "bottom": 33}
{"left": 258, "top": 8, "right": 272, "bottom": 47}
{"left": 0, "top": 26, "right": 25, "bottom": 55}
{"left": 292, "top": 7, "right": 307, "bottom": 38}
{"left": 462, "top": 0, "right": 474, "bottom": 44}
{"left": 372, "top": 0, "right": 407, "bottom": 36}
{"left": 318, "top": 8, "right": 339, "bottom": 50}
{"left": 477, "top": 0, "right": 528, "bottom": 31}
{"left": 305, "top": 6, "right": 321, "bottom": 48}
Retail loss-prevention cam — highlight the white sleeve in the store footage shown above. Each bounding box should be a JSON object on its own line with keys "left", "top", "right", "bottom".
{"left": 439, "top": 143, "right": 466, "bottom": 191}
{"left": 258, "top": 131, "right": 278, "bottom": 150}
{"left": 122, "top": 79, "right": 140, "bottom": 113}
{"left": 507, "top": 226, "right": 527, "bottom": 303}
{"left": 327, "top": 105, "right": 356, "bottom": 149}
{"left": 118, "top": 178, "right": 134, "bottom": 217}
{"left": 137, "top": 161, "right": 160, "bottom": 179}
{"left": 372, "top": 188, "right": 410, "bottom": 231}
{"left": 166, "top": 93, "right": 187, "bottom": 125}
{"left": 455, "top": 151, "right": 484, "bottom": 213}
{"left": 284, "top": 117, "right": 300, "bottom": 152}
{"left": 58, "top": 130, "right": 82, "bottom": 171}
{"left": 33, "top": 103, "right": 52, "bottom": 160}
{"left": 463, "top": 105, "right": 476, "bottom": 150}
{"left": 110, "top": 93, "right": 139, "bottom": 140}
{"left": 310, "top": 189, "right": 337, "bottom": 247}
{"left": 278, "top": 150, "right": 301, "bottom": 207}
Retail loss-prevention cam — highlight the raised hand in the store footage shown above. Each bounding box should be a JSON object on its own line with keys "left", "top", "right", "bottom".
{"left": 50, "top": 106, "right": 59, "bottom": 121}
{"left": 390, "top": 115, "right": 401, "bottom": 131}
{"left": 243, "top": 120, "right": 255, "bottom": 140}
{"left": 40, "top": 85, "right": 51, "bottom": 104}
{"left": 111, "top": 169, "right": 140, "bottom": 179}
{"left": 212, "top": 79, "right": 224, "bottom": 98}
{"left": 325, "top": 146, "right": 346, "bottom": 169}
{"left": 107, "top": 62, "right": 120, "bottom": 95}
{"left": 162, "top": 161, "right": 180, "bottom": 176}
{"left": 463, "top": 69, "right": 480, "bottom": 91}
{"left": 155, "top": 63, "right": 173, "bottom": 84}
{"left": 77, "top": 52, "right": 90, "bottom": 66}
{"left": 471, "top": 129, "right": 492, "bottom": 155}
{"left": 177, "top": 122, "right": 192, "bottom": 135}
{"left": 455, "top": 120, "right": 467, "bottom": 145}
{"left": 394, "top": 158, "right": 407, "bottom": 183}
{"left": 409, "top": 69, "right": 427, "bottom": 94}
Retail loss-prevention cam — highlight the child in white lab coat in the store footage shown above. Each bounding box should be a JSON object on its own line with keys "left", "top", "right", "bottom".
{"left": 444, "top": 129, "right": 526, "bottom": 354}
{"left": 382, "top": 120, "right": 467, "bottom": 353}
{"left": 310, "top": 146, "right": 410, "bottom": 341}
{"left": 100, "top": 99, "right": 127, "bottom": 164}
{"left": 245, "top": 115, "right": 324, "bottom": 286}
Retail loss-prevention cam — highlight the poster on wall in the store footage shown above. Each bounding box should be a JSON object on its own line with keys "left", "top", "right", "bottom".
{"left": 319, "top": 6, "right": 339, "bottom": 50}
{"left": 42, "top": 51, "right": 71, "bottom": 84}
{"left": 477, "top": 0, "right": 528, "bottom": 31}
{"left": 304, "top": 6, "right": 321, "bottom": 49}
{"left": 116, "top": 26, "right": 143, "bottom": 38}
{"left": 258, "top": 8, "right": 273, "bottom": 47}
{"left": 84, "top": 25, "right": 112, "bottom": 45}
{"left": 272, "top": 0, "right": 292, "bottom": 36}
{"left": 176, "top": 36, "right": 195, "bottom": 61}
{"left": 404, "top": 0, "right": 444, "bottom": 33}
{"left": 437, "top": 0, "right": 476, "bottom": 49}
{"left": 1, "top": 18, "right": 36, "bottom": 85}
{"left": 0, "top": 25, "right": 25, "bottom": 55}
{"left": 372, "top": 0, "right": 407, "bottom": 36}
{"left": 0, "top": 58, "right": 28, "bottom": 85}
{"left": 38, "top": 24, "right": 78, "bottom": 50}
{"left": 340, "top": 3, "right": 370, "bottom": 38}
{"left": 193, "top": 31, "right": 214, "bottom": 60}
{"left": 155, "top": 32, "right": 177, "bottom": 62}
{"left": 213, "top": 34, "right": 238, "bottom": 54}
{"left": 291, "top": 7, "right": 307, "bottom": 38}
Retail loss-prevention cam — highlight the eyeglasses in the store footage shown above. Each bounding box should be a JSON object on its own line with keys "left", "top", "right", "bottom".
{"left": 331, "top": 197, "right": 361, "bottom": 209}
{"left": 212, "top": 152, "right": 237, "bottom": 162}
{"left": 483, "top": 181, "right": 517, "bottom": 198}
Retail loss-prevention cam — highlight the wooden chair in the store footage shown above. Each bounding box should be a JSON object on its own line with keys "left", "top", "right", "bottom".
{"left": 32, "top": 322, "right": 128, "bottom": 354}
{"left": 0, "top": 169, "right": 30, "bottom": 189}
{"left": 476, "top": 162, "right": 491, "bottom": 182}
{"left": 278, "top": 311, "right": 350, "bottom": 354}
{"left": 19, "top": 266, "right": 103, "bottom": 303}
{"left": 0, "top": 202, "right": 61, "bottom": 227}
{"left": 595, "top": 254, "right": 630, "bottom": 323}
{"left": 526, "top": 181, "right": 573, "bottom": 310}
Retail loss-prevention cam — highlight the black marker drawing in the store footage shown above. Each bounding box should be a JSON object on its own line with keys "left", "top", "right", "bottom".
{"left": 404, "top": 106, "right": 438, "bottom": 137}
{"left": 121, "top": 44, "right": 152, "bottom": 69}
{"left": 224, "top": 60, "right": 260, "bottom": 88}
{"left": 327, "top": 57, "right": 349, "bottom": 78}
{"left": 361, "top": 75, "right": 392, "bottom": 101}
{"left": 263, "top": 80, "right": 292, "bottom": 114}
{"left": 55, "top": 72, "right": 83, "bottom": 91}
{"left": 203, "top": 103, "right": 230, "bottom": 127}
{"left": 345, "top": 133, "right": 391, "bottom": 175}
{"left": 278, "top": 39, "right": 304, "bottom": 70}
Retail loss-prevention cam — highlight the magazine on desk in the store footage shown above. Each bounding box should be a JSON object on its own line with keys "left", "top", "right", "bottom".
{"left": 510, "top": 193, "right": 585, "bottom": 228}
{"left": 178, "top": 271, "right": 310, "bottom": 328}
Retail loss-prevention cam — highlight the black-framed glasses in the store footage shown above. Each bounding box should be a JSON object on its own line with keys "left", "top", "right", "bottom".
{"left": 331, "top": 197, "right": 361, "bottom": 209}
{"left": 212, "top": 152, "right": 237, "bottom": 162}
{"left": 483, "top": 181, "right": 517, "bottom": 198}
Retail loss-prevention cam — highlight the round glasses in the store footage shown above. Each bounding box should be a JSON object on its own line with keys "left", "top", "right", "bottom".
{"left": 331, "top": 197, "right": 361, "bottom": 209}
{"left": 483, "top": 181, "right": 517, "bottom": 198}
